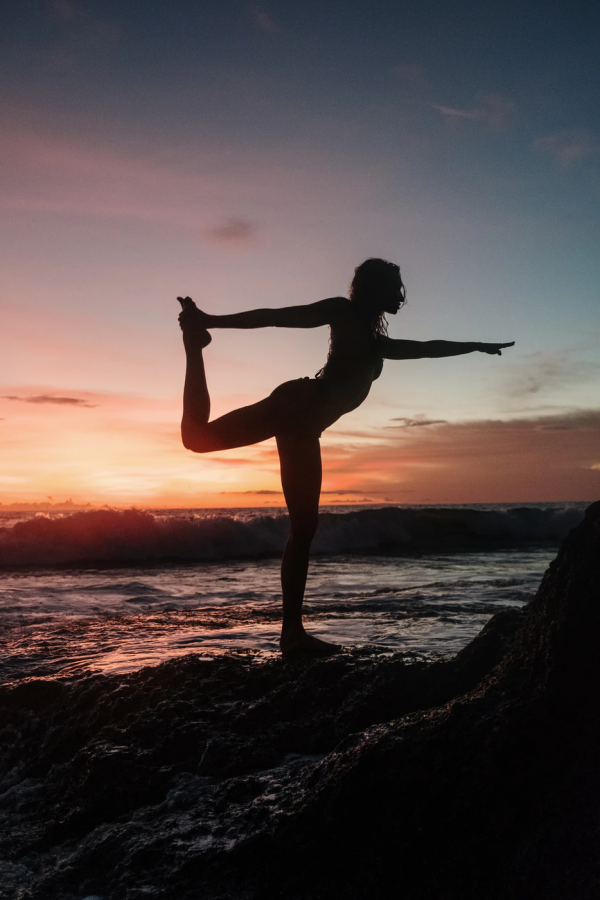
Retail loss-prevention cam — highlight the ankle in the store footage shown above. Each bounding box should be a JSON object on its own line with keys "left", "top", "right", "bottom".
{"left": 281, "top": 623, "right": 305, "bottom": 641}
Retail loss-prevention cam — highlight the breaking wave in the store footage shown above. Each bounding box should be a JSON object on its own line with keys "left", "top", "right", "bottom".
{"left": 0, "top": 505, "right": 587, "bottom": 567}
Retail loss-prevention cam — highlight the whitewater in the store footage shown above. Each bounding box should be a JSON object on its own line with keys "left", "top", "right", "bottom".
{"left": 0, "top": 503, "right": 588, "bottom": 684}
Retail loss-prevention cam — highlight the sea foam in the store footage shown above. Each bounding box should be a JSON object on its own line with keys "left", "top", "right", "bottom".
{"left": 0, "top": 506, "right": 586, "bottom": 567}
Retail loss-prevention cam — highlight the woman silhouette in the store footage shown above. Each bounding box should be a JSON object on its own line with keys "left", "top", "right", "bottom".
{"left": 178, "top": 258, "right": 513, "bottom": 657}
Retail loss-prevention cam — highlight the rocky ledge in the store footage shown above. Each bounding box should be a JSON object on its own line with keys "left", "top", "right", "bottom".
{"left": 1, "top": 502, "right": 599, "bottom": 899}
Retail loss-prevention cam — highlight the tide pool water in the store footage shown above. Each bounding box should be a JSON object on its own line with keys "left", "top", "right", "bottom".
{"left": 0, "top": 549, "right": 556, "bottom": 683}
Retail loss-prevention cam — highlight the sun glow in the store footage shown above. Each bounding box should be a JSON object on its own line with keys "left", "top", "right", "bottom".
{"left": 1, "top": 383, "right": 598, "bottom": 507}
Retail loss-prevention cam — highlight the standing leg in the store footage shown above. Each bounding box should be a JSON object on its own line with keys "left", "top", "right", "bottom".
{"left": 277, "top": 432, "right": 341, "bottom": 657}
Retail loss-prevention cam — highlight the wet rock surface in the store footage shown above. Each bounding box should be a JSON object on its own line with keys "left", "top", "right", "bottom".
{"left": 1, "top": 502, "right": 600, "bottom": 899}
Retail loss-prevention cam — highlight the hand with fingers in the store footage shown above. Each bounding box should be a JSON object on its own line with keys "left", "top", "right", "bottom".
{"left": 480, "top": 341, "right": 515, "bottom": 356}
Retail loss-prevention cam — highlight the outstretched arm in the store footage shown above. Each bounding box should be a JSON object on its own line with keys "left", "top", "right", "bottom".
{"left": 379, "top": 336, "right": 515, "bottom": 359}
{"left": 183, "top": 296, "right": 346, "bottom": 330}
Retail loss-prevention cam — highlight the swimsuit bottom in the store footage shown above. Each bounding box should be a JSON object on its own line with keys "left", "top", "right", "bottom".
{"left": 269, "top": 377, "right": 338, "bottom": 438}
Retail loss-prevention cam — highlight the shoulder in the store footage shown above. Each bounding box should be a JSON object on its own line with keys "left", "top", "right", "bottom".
{"left": 375, "top": 334, "right": 394, "bottom": 355}
{"left": 322, "top": 296, "right": 351, "bottom": 320}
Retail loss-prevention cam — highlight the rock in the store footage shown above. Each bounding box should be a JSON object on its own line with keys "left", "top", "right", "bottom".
{"left": 255, "top": 500, "right": 600, "bottom": 899}
{"left": 1, "top": 503, "right": 599, "bottom": 899}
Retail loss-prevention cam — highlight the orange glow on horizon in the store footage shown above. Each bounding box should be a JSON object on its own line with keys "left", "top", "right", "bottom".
{"left": 1, "top": 386, "right": 598, "bottom": 508}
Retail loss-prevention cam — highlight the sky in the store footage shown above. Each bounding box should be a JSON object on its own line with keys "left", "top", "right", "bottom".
{"left": 0, "top": 0, "right": 599, "bottom": 507}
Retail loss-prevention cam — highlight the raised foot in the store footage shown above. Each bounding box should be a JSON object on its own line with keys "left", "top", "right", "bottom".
{"left": 177, "top": 296, "right": 212, "bottom": 348}
{"left": 280, "top": 632, "right": 342, "bottom": 659}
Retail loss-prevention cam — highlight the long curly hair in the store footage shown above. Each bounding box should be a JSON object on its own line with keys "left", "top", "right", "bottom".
{"left": 349, "top": 257, "right": 407, "bottom": 337}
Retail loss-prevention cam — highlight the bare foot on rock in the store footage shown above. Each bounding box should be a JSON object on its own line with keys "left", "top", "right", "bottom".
{"left": 280, "top": 631, "right": 342, "bottom": 659}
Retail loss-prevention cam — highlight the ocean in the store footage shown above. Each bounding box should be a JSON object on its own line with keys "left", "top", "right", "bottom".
{"left": 0, "top": 503, "right": 587, "bottom": 684}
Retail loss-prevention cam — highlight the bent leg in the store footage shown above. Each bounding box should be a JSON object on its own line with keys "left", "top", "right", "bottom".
{"left": 185, "top": 396, "right": 282, "bottom": 452}
{"left": 277, "top": 433, "right": 340, "bottom": 657}
{"left": 181, "top": 322, "right": 212, "bottom": 448}
{"left": 181, "top": 332, "right": 279, "bottom": 451}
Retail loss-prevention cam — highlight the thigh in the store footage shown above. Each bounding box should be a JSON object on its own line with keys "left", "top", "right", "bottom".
{"left": 200, "top": 379, "right": 325, "bottom": 452}
{"left": 201, "top": 396, "right": 279, "bottom": 450}
{"left": 277, "top": 433, "right": 322, "bottom": 534}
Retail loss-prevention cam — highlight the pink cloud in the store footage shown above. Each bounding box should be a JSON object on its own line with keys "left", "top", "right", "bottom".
{"left": 2, "top": 394, "right": 97, "bottom": 407}
{"left": 0, "top": 122, "right": 379, "bottom": 229}
{"left": 390, "top": 416, "right": 448, "bottom": 427}
{"left": 204, "top": 218, "right": 259, "bottom": 247}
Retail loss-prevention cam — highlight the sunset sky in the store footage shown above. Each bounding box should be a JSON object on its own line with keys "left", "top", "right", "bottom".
{"left": 1, "top": 0, "right": 599, "bottom": 506}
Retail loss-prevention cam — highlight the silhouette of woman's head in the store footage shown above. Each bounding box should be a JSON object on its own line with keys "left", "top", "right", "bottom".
{"left": 350, "top": 259, "right": 407, "bottom": 325}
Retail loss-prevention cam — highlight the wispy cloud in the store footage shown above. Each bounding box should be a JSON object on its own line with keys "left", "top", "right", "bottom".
{"left": 251, "top": 7, "right": 281, "bottom": 33}
{"left": 500, "top": 351, "right": 600, "bottom": 400}
{"left": 321, "top": 489, "right": 364, "bottom": 494}
{"left": 533, "top": 129, "right": 596, "bottom": 167}
{"left": 2, "top": 394, "right": 97, "bottom": 407}
{"left": 432, "top": 92, "right": 515, "bottom": 131}
{"left": 220, "top": 487, "right": 369, "bottom": 496}
{"left": 390, "top": 416, "right": 448, "bottom": 427}
{"left": 204, "top": 217, "right": 259, "bottom": 247}
{"left": 219, "top": 489, "right": 282, "bottom": 494}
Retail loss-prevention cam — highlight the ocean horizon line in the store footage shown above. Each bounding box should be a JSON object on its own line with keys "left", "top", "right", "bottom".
{"left": 0, "top": 498, "right": 594, "bottom": 513}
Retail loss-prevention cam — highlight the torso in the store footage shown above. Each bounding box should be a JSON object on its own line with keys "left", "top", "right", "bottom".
{"left": 315, "top": 298, "right": 383, "bottom": 424}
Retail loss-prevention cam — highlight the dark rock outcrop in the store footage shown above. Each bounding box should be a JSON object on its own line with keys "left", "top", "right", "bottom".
{"left": 1, "top": 502, "right": 599, "bottom": 899}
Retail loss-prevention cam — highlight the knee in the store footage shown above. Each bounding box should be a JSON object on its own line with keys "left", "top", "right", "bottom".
{"left": 289, "top": 517, "right": 318, "bottom": 545}
{"left": 181, "top": 425, "right": 212, "bottom": 453}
